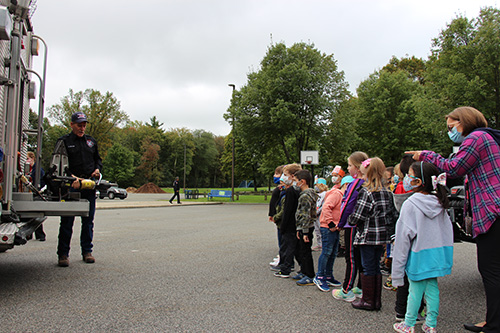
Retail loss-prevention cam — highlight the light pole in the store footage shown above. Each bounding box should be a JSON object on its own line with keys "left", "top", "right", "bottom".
{"left": 228, "top": 84, "right": 236, "bottom": 202}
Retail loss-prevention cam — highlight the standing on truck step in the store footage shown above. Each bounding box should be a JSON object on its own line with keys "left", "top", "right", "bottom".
{"left": 56, "top": 112, "right": 103, "bottom": 267}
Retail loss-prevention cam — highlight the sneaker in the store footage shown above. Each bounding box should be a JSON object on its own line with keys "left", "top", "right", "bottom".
{"left": 332, "top": 288, "right": 356, "bottom": 302}
{"left": 270, "top": 263, "right": 280, "bottom": 271}
{"left": 292, "top": 272, "right": 305, "bottom": 280}
{"left": 352, "top": 287, "right": 363, "bottom": 298}
{"left": 421, "top": 323, "right": 436, "bottom": 333}
{"left": 313, "top": 277, "right": 330, "bottom": 292}
{"left": 416, "top": 313, "right": 426, "bottom": 325}
{"left": 384, "top": 279, "right": 397, "bottom": 291}
{"left": 311, "top": 245, "right": 322, "bottom": 252}
{"left": 395, "top": 314, "right": 425, "bottom": 325}
{"left": 269, "top": 256, "right": 279, "bottom": 266}
{"left": 296, "top": 276, "right": 314, "bottom": 286}
{"left": 325, "top": 277, "right": 342, "bottom": 287}
{"left": 274, "top": 271, "right": 290, "bottom": 278}
{"left": 58, "top": 255, "right": 69, "bottom": 267}
{"left": 82, "top": 253, "right": 95, "bottom": 263}
{"left": 393, "top": 322, "right": 415, "bottom": 333}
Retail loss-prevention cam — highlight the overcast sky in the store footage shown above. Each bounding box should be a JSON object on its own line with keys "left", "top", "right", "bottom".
{"left": 30, "top": 0, "right": 499, "bottom": 136}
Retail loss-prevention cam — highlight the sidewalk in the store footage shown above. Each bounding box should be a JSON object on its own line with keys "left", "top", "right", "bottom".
{"left": 96, "top": 193, "right": 221, "bottom": 210}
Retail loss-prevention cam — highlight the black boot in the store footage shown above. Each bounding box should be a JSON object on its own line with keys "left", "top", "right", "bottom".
{"left": 352, "top": 274, "right": 376, "bottom": 311}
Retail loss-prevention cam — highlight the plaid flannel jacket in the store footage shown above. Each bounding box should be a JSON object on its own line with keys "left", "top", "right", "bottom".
{"left": 421, "top": 130, "right": 500, "bottom": 237}
{"left": 348, "top": 187, "right": 398, "bottom": 246}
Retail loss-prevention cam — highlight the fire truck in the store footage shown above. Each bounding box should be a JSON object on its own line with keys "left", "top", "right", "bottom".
{"left": 0, "top": 0, "right": 113, "bottom": 252}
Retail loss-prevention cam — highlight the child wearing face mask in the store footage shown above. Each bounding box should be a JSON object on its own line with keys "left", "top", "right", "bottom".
{"left": 348, "top": 157, "right": 399, "bottom": 312}
{"left": 293, "top": 169, "right": 319, "bottom": 286}
{"left": 331, "top": 165, "right": 345, "bottom": 189}
{"left": 269, "top": 165, "right": 285, "bottom": 269}
{"left": 392, "top": 162, "right": 453, "bottom": 333}
{"left": 312, "top": 178, "right": 329, "bottom": 252}
{"left": 314, "top": 177, "right": 344, "bottom": 292}
{"left": 332, "top": 151, "right": 369, "bottom": 302}
{"left": 274, "top": 163, "right": 303, "bottom": 278}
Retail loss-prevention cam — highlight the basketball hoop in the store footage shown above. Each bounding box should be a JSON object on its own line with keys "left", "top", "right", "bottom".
{"left": 305, "top": 160, "right": 312, "bottom": 165}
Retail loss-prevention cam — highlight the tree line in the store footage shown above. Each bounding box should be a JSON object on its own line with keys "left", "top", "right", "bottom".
{"left": 31, "top": 7, "right": 500, "bottom": 189}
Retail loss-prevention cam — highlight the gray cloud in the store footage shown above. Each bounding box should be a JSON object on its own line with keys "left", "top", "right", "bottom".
{"left": 30, "top": 0, "right": 498, "bottom": 135}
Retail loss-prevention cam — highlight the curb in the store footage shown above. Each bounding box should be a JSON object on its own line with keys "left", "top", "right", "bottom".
{"left": 96, "top": 201, "right": 223, "bottom": 210}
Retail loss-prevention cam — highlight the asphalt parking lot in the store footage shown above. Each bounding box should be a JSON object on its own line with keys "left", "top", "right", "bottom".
{"left": 0, "top": 199, "right": 485, "bottom": 332}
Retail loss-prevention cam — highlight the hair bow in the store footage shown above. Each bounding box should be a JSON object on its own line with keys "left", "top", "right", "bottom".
{"left": 361, "top": 158, "right": 372, "bottom": 168}
{"left": 431, "top": 173, "right": 446, "bottom": 190}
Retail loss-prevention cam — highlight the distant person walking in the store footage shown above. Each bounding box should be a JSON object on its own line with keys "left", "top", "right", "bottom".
{"left": 169, "top": 177, "right": 181, "bottom": 204}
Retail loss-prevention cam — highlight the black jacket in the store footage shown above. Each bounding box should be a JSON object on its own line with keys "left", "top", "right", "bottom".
{"left": 279, "top": 186, "right": 300, "bottom": 234}
{"left": 58, "top": 132, "right": 102, "bottom": 178}
{"left": 268, "top": 186, "right": 282, "bottom": 217}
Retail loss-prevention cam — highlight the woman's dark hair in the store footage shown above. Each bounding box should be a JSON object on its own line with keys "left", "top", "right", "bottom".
{"left": 410, "top": 161, "right": 449, "bottom": 209}
{"left": 399, "top": 154, "right": 414, "bottom": 176}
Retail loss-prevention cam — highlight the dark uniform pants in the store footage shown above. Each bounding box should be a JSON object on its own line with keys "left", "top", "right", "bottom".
{"left": 57, "top": 189, "right": 96, "bottom": 257}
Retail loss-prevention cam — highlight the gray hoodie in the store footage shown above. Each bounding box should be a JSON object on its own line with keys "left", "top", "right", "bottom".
{"left": 392, "top": 192, "right": 454, "bottom": 287}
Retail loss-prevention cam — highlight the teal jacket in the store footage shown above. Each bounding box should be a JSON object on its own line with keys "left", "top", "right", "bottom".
{"left": 392, "top": 192, "right": 454, "bottom": 287}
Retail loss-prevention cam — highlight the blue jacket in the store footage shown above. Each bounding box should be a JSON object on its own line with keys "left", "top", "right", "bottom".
{"left": 392, "top": 192, "right": 454, "bottom": 287}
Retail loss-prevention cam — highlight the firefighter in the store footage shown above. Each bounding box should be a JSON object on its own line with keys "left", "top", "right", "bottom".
{"left": 56, "top": 112, "right": 102, "bottom": 267}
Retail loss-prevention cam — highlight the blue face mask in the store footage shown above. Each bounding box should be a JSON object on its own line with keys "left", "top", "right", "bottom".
{"left": 273, "top": 176, "right": 281, "bottom": 184}
{"left": 393, "top": 175, "right": 399, "bottom": 184}
{"left": 403, "top": 174, "right": 420, "bottom": 192}
{"left": 448, "top": 126, "right": 465, "bottom": 144}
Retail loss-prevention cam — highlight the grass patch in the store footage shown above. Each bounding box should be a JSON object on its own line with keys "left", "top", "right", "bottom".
{"left": 161, "top": 187, "right": 272, "bottom": 203}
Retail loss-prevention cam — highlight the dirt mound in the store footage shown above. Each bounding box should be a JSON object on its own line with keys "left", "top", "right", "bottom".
{"left": 126, "top": 187, "right": 137, "bottom": 193}
{"left": 135, "top": 183, "right": 166, "bottom": 193}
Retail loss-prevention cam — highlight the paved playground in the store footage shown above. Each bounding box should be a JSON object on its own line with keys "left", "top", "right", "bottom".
{"left": 0, "top": 197, "right": 485, "bottom": 332}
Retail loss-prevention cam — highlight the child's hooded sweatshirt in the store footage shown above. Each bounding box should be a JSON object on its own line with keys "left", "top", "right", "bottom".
{"left": 392, "top": 192, "right": 454, "bottom": 287}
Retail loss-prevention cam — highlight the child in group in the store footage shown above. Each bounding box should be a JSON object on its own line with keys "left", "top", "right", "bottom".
{"left": 392, "top": 162, "right": 453, "bottom": 333}
{"left": 336, "top": 175, "right": 355, "bottom": 257}
{"left": 393, "top": 156, "right": 427, "bottom": 322}
{"left": 332, "top": 151, "right": 369, "bottom": 302}
{"left": 269, "top": 165, "right": 285, "bottom": 268}
{"left": 331, "top": 165, "right": 345, "bottom": 190}
{"left": 293, "top": 170, "right": 318, "bottom": 286}
{"left": 313, "top": 178, "right": 344, "bottom": 292}
{"left": 312, "top": 178, "right": 329, "bottom": 252}
{"left": 348, "top": 157, "right": 399, "bottom": 311}
{"left": 274, "top": 163, "right": 302, "bottom": 278}
{"left": 394, "top": 154, "right": 415, "bottom": 195}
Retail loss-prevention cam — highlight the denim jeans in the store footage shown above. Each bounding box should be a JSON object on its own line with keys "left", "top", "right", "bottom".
{"left": 359, "top": 245, "right": 384, "bottom": 276}
{"left": 57, "top": 189, "right": 96, "bottom": 257}
{"left": 316, "top": 227, "right": 339, "bottom": 278}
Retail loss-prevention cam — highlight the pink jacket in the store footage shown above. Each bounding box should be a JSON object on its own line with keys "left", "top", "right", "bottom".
{"left": 319, "top": 188, "right": 343, "bottom": 228}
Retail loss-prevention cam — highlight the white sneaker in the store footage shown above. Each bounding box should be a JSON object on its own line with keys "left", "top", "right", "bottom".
{"left": 269, "top": 255, "right": 279, "bottom": 266}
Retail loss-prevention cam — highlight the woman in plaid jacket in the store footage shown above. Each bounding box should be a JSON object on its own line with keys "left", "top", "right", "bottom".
{"left": 407, "top": 106, "right": 500, "bottom": 333}
{"left": 348, "top": 157, "right": 399, "bottom": 311}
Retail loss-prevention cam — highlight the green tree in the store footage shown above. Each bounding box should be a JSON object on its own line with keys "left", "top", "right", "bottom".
{"left": 147, "top": 116, "right": 164, "bottom": 130}
{"left": 48, "top": 89, "right": 129, "bottom": 154}
{"left": 162, "top": 128, "right": 195, "bottom": 187}
{"left": 355, "top": 69, "right": 424, "bottom": 165}
{"left": 102, "top": 143, "right": 135, "bottom": 186}
{"left": 136, "top": 137, "right": 162, "bottom": 184}
{"left": 226, "top": 42, "right": 349, "bottom": 166}
{"left": 427, "top": 7, "right": 500, "bottom": 127}
{"left": 190, "top": 130, "right": 218, "bottom": 187}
